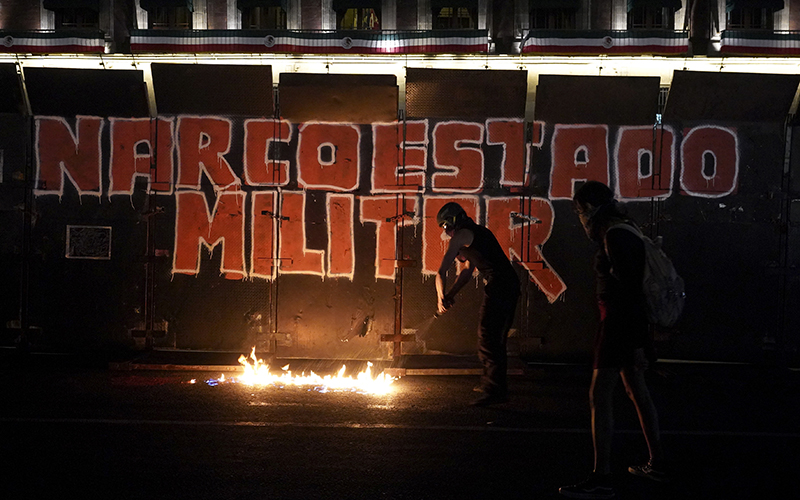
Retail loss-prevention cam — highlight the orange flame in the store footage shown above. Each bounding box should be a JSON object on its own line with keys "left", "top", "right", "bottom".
{"left": 232, "top": 347, "right": 396, "bottom": 395}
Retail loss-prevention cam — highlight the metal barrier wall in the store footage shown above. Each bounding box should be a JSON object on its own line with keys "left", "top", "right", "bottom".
{"left": 1, "top": 64, "right": 798, "bottom": 365}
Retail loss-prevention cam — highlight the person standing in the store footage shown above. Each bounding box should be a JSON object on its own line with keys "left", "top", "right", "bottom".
{"left": 559, "top": 181, "right": 667, "bottom": 499}
{"left": 435, "top": 202, "right": 520, "bottom": 406}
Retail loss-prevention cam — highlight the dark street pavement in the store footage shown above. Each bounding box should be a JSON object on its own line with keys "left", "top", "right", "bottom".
{"left": 1, "top": 348, "right": 799, "bottom": 500}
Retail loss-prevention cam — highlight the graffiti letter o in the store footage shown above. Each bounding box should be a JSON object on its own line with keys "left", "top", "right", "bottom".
{"left": 680, "top": 126, "right": 738, "bottom": 198}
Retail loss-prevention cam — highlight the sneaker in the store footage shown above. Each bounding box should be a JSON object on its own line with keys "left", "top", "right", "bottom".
{"left": 470, "top": 392, "right": 509, "bottom": 406}
{"left": 559, "top": 474, "right": 616, "bottom": 499}
{"left": 628, "top": 460, "right": 668, "bottom": 482}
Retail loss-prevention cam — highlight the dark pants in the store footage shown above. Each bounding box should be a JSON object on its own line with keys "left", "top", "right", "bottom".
{"left": 477, "top": 285, "right": 519, "bottom": 396}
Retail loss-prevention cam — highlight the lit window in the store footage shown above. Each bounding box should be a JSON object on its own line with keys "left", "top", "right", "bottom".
{"left": 43, "top": 0, "right": 100, "bottom": 29}
{"left": 530, "top": 8, "right": 577, "bottom": 30}
{"left": 433, "top": 6, "right": 477, "bottom": 30}
{"left": 242, "top": 7, "right": 287, "bottom": 29}
{"left": 140, "top": 1, "right": 194, "bottom": 30}
{"left": 338, "top": 8, "right": 381, "bottom": 30}
{"left": 529, "top": 0, "right": 580, "bottom": 30}
{"left": 148, "top": 7, "right": 192, "bottom": 29}
{"left": 627, "top": 7, "right": 676, "bottom": 30}
{"left": 54, "top": 8, "right": 100, "bottom": 29}
{"left": 727, "top": 7, "right": 774, "bottom": 30}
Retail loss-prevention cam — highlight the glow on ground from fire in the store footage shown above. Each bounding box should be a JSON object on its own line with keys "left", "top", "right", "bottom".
{"left": 197, "top": 347, "right": 397, "bottom": 395}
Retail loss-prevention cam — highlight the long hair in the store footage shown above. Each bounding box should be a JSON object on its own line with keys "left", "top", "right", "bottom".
{"left": 573, "top": 181, "right": 630, "bottom": 241}
{"left": 573, "top": 180, "right": 614, "bottom": 210}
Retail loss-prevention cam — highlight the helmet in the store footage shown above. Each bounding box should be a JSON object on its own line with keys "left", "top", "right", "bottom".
{"left": 436, "top": 202, "right": 467, "bottom": 231}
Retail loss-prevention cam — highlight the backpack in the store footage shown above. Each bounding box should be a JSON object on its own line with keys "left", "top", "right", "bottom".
{"left": 605, "top": 223, "right": 685, "bottom": 328}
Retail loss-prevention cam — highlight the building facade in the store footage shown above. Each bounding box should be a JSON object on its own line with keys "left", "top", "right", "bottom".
{"left": 1, "top": 1, "right": 799, "bottom": 56}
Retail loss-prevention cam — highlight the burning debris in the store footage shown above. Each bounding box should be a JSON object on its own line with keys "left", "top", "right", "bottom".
{"left": 203, "top": 347, "right": 397, "bottom": 395}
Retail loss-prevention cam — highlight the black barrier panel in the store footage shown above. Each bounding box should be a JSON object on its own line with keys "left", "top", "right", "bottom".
{"left": 664, "top": 70, "right": 800, "bottom": 122}
{"left": 534, "top": 75, "right": 661, "bottom": 125}
{"left": 0, "top": 115, "right": 26, "bottom": 340}
{"left": 151, "top": 63, "right": 273, "bottom": 116}
{"left": 405, "top": 68, "right": 527, "bottom": 119}
{"left": 402, "top": 68, "right": 527, "bottom": 358}
{"left": 24, "top": 68, "right": 148, "bottom": 118}
{"left": 279, "top": 73, "right": 397, "bottom": 123}
{"left": 0, "top": 64, "right": 25, "bottom": 115}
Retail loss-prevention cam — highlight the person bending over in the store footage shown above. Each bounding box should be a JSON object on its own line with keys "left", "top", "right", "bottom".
{"left": 435, "top": 202, "right": 520, "bottom": 407}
